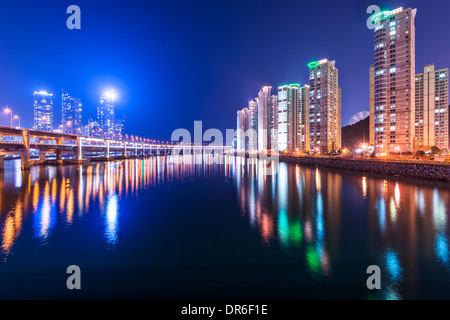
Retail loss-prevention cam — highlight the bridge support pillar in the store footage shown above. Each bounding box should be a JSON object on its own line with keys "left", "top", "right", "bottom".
{"left": 39, "top": 151, "right": 46, "bottom": 162}
{"left": 0, "top": 155, "right": 4, "bottom": 171}
{"left": 20, "top": 151, "right": 30, "bottom": 170}
{"left": 21, "top": 130, "right": 31, "bottom": 170}
{"left": 77, "top": 137, "right": 82, "bottom": 160}
{"left": 56, "top": 149, "right": 63, "bottom": 161}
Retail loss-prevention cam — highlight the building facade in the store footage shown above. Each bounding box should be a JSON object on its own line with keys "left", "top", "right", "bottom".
{"left": 415, "top": 64, "right": 449, "bottom": 150}
{"left": 33, "top": 91, "right": 54, "bottom": 131}
{"left": 308, "top": 59, "right": 341, "bottom": 154}
{"left": 369, "top": 65, "right": 375, "bottom": 146}
{"left": 236, "top": 107, "right": 250, "bottom": 151}
{"left": 61, "top": 90, "right": 83, "bottom": 134}
{"left": 372, "top": 7, "right": 417, "bottom": 155}
{"left": 277, "top": 84, "right": 310, "bottom": 153}
{"left": 248, "top": 99, "right": 258, "bottom": 151}
{"left": 97, "top": 90, "right": 116, "bottom": 138}
{"left": 256, "top": 86, "right": 277, "bottom": 151}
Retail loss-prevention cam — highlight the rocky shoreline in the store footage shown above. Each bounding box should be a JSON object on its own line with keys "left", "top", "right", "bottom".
{"left": 278, "top": 155, "right": 450, "bottom": 182}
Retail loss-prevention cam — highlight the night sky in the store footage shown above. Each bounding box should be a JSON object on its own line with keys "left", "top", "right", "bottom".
{"left": 0, "top": 0, "right": 449, "bottom": 140}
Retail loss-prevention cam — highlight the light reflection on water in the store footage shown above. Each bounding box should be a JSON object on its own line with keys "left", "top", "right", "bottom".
{"left": 0, "top": 155, "right": 449, "bottom": 299}
{"left": 230, "top": 156, "right": 450, "bottom": 298}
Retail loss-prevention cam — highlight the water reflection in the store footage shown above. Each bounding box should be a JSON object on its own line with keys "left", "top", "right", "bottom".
{"left": 231, "top": 159, "right": 338, "bottom": 278}
{"left": 0, "top": 155, "right": 238, "bottom": 256}
{"left": 0, "top": 155, "right": 449, "bottom": 299}
{"left": 105, "top": 192, "right": 119, "bottom": 246}
{"left": 226, "top": 156, "right": 450, "bottom": 298}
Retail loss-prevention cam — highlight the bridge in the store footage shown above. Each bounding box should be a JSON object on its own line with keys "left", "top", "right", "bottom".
{"left": 0, "top": 125, "right": 232, "bottom": 170}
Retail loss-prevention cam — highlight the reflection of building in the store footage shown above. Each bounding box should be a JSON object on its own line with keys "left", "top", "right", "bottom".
{"left": 371, "top": 7, "right": 417, "bottom": 155}
{"left": 61, "top": 90, "right": 83, "bottom": 134}
{"left": 308, "top": 59, "right": 342, "bottom": 154}
{"left": 415, "top": 64, "right": 449, "bottom": 150}
{"left": 33, "top": 91, "right": 53, "bottom": 131}
{"left": 277, "top": 84, "right": 310, "bottom": 153}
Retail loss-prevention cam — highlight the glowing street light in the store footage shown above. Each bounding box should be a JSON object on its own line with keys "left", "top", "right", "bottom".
{"left": 4, "top": 107, "right": 12, "bottom": 127}
{"left": 14, "top": 115, "right": 20, "bottom": 128}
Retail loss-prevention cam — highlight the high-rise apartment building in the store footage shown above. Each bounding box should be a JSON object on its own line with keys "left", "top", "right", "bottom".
{"left": 61, "top": 90, "right": 83, "bottom": 134}
{"left": 277, "top": 83, "right": 310, "bottom": 152}
{"left": 372, "top": 7, "right": 417, "bottom": 155}
{"left": 415, "top": 64, "right": 449, "bottom": 150}
{"left": 369, "top": 65, "right": 375, "bottom": 146}
{"left": 33, "top": 91, "right": 54, "bottom": 131}
{"left": 257, "top": 86, "right": 277, "bottom": 151}
{"left": 308, "top": 59, "right": 341, "bottom": 154}
{"left": 248, "top": 99, "right": 258, "bottom": 150}
{"left": 97, "top": 90, "right": 116, "bottom": 138}
{"left": 236, "top": 107, "right": 250, "bottom": 151}
{"left": 114, "top": 115, "right": 125, "bottom": 140}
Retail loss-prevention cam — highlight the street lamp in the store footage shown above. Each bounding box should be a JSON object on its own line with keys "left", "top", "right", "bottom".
{"left": 4, "top": 107, "right": 12, "bottom": 127}
{"left": 14, "top": 115, "right": 20, "bottom": 128}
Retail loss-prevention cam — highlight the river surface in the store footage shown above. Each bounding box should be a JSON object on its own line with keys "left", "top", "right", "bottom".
{"left": 0, "top": 155, "right": 449, "bottom": 299}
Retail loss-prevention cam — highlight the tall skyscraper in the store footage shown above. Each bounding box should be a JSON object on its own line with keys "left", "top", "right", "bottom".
{"left": 277, "top": 83, "right": 310, "bottom": 152}
{"left": 61, "top": 90, "right": 83, "bottom": 134}
{"left": 372, "top": 7, "right": 417, "bottom": 156}
{"left": 33, "top": 91, "right": 53, "bottom": 131}
{"left": 113, "top": 114, "right": 125, "bottom": 140}
{"left": 308, "top": 59, "right": 342, "bottom": 154}
{"left": 299, "top": 85, "right": 310, "bottom": 153}
{"left": 236, "top": 107, "right": 250, "bottom": 151}
{"left": 257, "top": 86, "right": 277, "bottom": 151}
{"left": 248, "top": 99, "right": 258, "bottom": 150}
{"left": 415, "top": 64, "right": 449, "bottom": 150}
{"left": 97, "top": 90, "right": 116, "bottom": 138}
{"left": 369, "top": 65, "right": 375, "bottom": 146}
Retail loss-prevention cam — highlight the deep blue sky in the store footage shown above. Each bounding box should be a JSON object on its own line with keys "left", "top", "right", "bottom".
{"left": 0, "top": 0, "right": 449, "bottom": 140}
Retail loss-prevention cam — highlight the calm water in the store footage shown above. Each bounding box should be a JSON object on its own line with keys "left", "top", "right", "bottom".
{"left": 0, "top": 155, "right": 449, "bottom": 299}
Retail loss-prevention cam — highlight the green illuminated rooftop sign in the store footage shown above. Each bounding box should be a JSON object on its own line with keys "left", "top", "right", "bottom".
{"left": 371, "top": 8, "right": 403, "bottom": 24}
{"left": 289, "top": 83, "right": 301, "bottom": 87}
{"left": 371, "top": 11, "right": 393, "bottom": 23}
{"left": 308, "top": 61, "right": 319, "bottom": 69}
